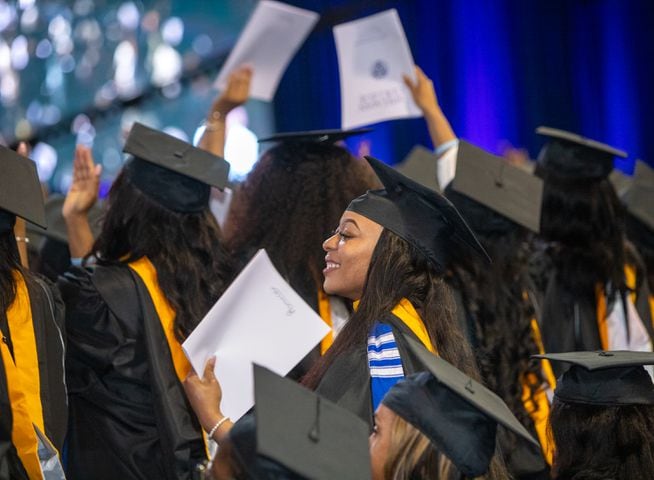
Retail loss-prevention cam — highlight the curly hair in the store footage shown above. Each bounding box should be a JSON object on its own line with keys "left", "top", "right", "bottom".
{"left": 224, "top": 142, "right": 379, "bottom": 301}
{"left": 90, "top": 169, "right": 234, "bottom": 341}
{"left": 303, "top": 228, "right": 479, "bottom": 388}
{"left": 549, "top": 399, "right": 654, "bottom": 479}
{"left": 538, "top": 172, "right": 626, "bottom": 304}
{"left": 444, "top": 189, "right": 548, "bottom": 450}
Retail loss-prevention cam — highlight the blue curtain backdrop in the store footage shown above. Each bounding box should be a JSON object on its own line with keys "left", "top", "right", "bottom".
{"left": 272, "top": 0, "right": 654, "bottom": 173}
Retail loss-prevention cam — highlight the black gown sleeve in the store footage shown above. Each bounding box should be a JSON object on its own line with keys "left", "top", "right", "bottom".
{"left": 58, "top": 266, "right": 167, "bottom": 480}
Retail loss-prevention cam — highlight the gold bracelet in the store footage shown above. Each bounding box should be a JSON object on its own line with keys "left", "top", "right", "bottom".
{"left": 15, "top": 236, "right": 30, "bottom": 243}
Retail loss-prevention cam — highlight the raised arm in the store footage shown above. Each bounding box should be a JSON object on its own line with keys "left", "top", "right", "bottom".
{"left": 62, "top": 145, "right": 102, "bottom": 260}
{"left": 198, "top": 66, "right": 253, "bottom": 157}
{"left": 403, "top": 65, "right": 456, "bottom": 150}
{"left": 14, "top": 143, "right": 32, "bottom": 268}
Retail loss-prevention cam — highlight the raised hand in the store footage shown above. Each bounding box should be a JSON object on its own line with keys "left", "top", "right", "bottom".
{"left": 211, "top": 65, "right": 253, "bottom": 118}
{"left": 403, "top": 65, "right": 439, "bottom": 116}
{"left": 62, "top": 145, "right": 102, "bottom": 220}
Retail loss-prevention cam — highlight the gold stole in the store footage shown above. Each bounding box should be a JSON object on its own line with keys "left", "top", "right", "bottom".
{"left": 351, "top": 298, "right": 437, "bottom": 354}
{"left": 4, "top": 272, "right": 44, "bottom": 479}
{"left": 128, "top": 258, "right": 191, "bottom": 382}
{"left": 522, "top": 318, "right": 556, "bottom": 466}
{"left": 128, "top": 258, "right": 209, "bottom": 456}
{"left": 390, "top": 299, "right": 437, "bottom": 354}
{"left": 317, "top": 290, "right": 333, "bottom": 355}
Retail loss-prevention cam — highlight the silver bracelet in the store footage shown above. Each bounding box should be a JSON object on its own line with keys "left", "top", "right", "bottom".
{"left": 15, "top": 236, "right": 30, "bottom": 243}
{"left": 208, "top": 416, "right": 230, "bottom": 439}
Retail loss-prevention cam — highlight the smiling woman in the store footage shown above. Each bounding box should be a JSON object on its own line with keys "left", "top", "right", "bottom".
{"left": 302, "top": 155, "right": 488, "bottom": 427}
{"left": 322, "top": 212, "right": 383, "bottom": 301}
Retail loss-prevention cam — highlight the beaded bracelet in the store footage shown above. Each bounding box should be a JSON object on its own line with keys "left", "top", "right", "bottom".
{"left": 208, "top": 416, "right": 230, "bottom": 439}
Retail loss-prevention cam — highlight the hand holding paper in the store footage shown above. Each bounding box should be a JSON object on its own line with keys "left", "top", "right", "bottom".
{"left": 182, "top": 250, "right": 330, "bottom": 421}
{"left": 334, "top": 9, "right": 422, "bottom": 129}
{"left": 215, "top": 1, "right": 319, "bottom": 102}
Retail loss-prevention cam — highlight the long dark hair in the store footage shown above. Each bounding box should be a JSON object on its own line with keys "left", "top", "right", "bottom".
{"left": 549, "top": 399, "right": 654, "bottom": 479}
{"left": 0, "top": 219, "right": 24, "bottom": 321}
{"left": 90, "top": 170, "right": 234, "bottom": 341}
{"left": 538, "top": 173, "right": 626, "bottom": 304}
{"left": 303, "top": 228, "right": 479, "bottom": 388}
{"left": 224, "top": 142, "right": 378, "bottom": 300}
{"left": 445, "top": 190, "right": 547, "bottom": 438}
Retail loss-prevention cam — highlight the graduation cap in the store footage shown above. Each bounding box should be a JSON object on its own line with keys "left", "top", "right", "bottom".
{"left": 536, "top": 126, "right": 627, "bottom": 180}
{"left": 622, "top": 160, "right": 654, "bottom": 232}
{"left": 393, "top": 145, "right": 441, "bottom": 193}
{"left": 532, "top": 351, "right": 654, "bottom": 406}
{"left": 450, "top": 140, "right": 543, "bottom": 233}
{"left": 123, "top": 122, "right": 230, "bottom": 213}
{"left": 258, "top": 128, "right": 371, "bottom": 144}
{"left": 347, "top": 155, "right": 489, "bottom": 271}
{"left": 245, "top": 364, "right": 371, "bottom": 480}
{"left": 0, "top": 145, "right": 46, "bottom": 233}
{"left": 383, "top": 335, "right": 539, "bottom": 477}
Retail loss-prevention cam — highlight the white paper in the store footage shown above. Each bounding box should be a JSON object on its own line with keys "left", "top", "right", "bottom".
{"left": 182, "top": 249, "right": 330, "bottom": 420}
{"left": 214, "top": 1, "right": 319, "bottom": 101}
{"left": 334, "top": 9, "right": 422, "bottom": 129}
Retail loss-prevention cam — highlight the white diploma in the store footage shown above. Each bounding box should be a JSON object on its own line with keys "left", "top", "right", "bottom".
{"left": 182, "top": 249, "right": 330, "bottom": 420}
{"left": 334, "top": 9, "right": 422, "bottom": 129}
{"left": 214, "top": 0, "right": 319, "bottom": 102}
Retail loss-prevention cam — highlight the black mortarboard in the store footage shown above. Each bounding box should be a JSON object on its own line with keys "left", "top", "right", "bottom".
{"left": 393, "top": 145, "right": 441, "bottom": 193}
{"left": 451, "top": 140, "right": 543, "bottom": 233}
{"left": 0, "top": 145, "right": 46, "bottom": 232}
{"left": 383, "top": 335, "right": 539, "bottom": 477}
{"left": 622, "top": 160, "right": 654, "bottom": 231}
{"left": 535, "top": 126, "right": 627, "bottom": 180}
{"left": 347, "top": 155, "right": 489, "bottom": 271}
{"left": 252, "top": 365, "right": 371, "bottom": 480}
{"left": 258, "top": 128, "right": 371, "bottom": 144}
{"left": 533, "top": 351, "right": 654, "bottom": 406}
{"left": 123, "top": 122, "right": 230, "bottom": 213}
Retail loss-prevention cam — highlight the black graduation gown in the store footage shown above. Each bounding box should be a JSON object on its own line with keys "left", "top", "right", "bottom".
{"left": 0, "top": 349, "right": 29, "bottom": 480}
{"left": 0, "top": 272, "right": 65, "bottom": 479}
{"left": 314, "top": 311, "right": 425, "bottom": 429}
{"left": 59, "top": 265, "right": 206, "bottom": 480}
{"left": 529, "top": 248, "right": 654, "bottom": 376}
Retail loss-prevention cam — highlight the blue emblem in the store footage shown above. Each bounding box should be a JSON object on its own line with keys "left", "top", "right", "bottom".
{"left": 371, "top": 60, "right": 388, "bottom": 78}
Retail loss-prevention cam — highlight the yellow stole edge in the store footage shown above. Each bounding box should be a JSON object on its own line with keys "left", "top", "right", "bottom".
{"left": 127, "top": 258, "right": 209, "bottom": 457}
{"left": 390, "top": 299, "right": 437, "bottom": 354}
{"left": 317, "top": 290, "right": 334, "bottom": 355}
{"left": 1, "top": 340, "right": 42, "bottom": 479}
{"left": 523, "top": 318, "right": 555, "bottom": 466}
